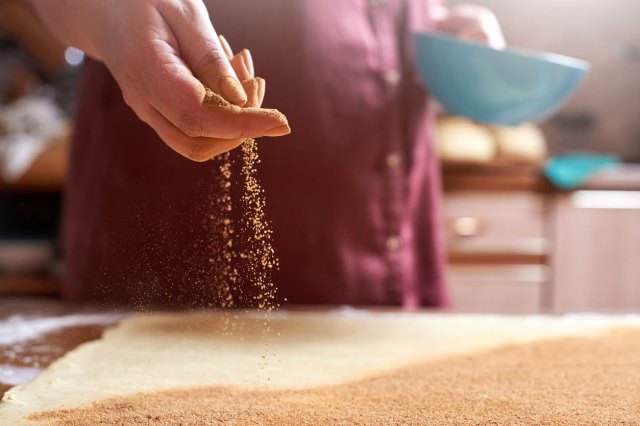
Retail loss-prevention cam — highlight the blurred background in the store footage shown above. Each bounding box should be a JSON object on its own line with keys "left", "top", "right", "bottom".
{"left": 1, "top": 0, "right": 639, "bottom": 312}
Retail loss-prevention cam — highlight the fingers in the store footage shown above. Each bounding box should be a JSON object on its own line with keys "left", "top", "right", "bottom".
{"left": 134, "top": 99, "right": 245, "bottom": 162}
{"left": 431, "top": 4, "right": 449, "bottom": 22}
{"left": 137, "top": 48, "right": 288, "bottom": 140}
{"left": 256, "top": 77, "right": 266, "bottom": 107}
{"left": 213, "top": 34, "right": 262, "bottom": 108}
{"left": 458, "top": 26, "right": 491, "bottom": 45}
{"left": 125, "top": 79, "right": 287, "bottom": 162}
{"left": 243, "top": 79, "right": 260, "bottom": 108}
{"left": 159, "top": 0, "right": 247, "bottom": 106}
{"left": 217, "top": 35, "right": 263, "bottom": 107}
{"left": 201, "top": 90, "right": 289, "bottom": 138}
{"left": 101, "top": 5, "right": 288, "bottom": 163}
{"left": 218, "top": 35, "right": 234, "bottom": 60}
{"left": 228, "top": 48, "right": 261, "bottom": 107}
{"left": 219, "top": 36, "right": 255, "bottom": 83}
{"left": 240, "top": 49, "right": 254, "bottom": 77}
{"left": 230, "top": 51, "right": 253, "bottom": 83}
{"left": 434, "top": 5, "right": 506, "bottom": 49}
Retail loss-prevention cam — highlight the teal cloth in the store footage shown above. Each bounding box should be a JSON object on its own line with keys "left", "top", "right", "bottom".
{"left": 544, "top": 154, "right": 620, "bottom": 189}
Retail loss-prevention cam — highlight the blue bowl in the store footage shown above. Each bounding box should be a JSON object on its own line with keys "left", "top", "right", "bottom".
{"left": 414, "top": 32, "right": 590, "bottom": 126}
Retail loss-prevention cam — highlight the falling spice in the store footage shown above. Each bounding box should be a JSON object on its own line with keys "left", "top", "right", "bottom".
{"left": 206, "top": 151, "right": 240, "bottom": 333}
{"left": 238, "top": 140, "right": 279, "bottom": 310}
{"left": 238, "top": 138, "right": 280, "bottom": 373}
{"left": 203, "top": 89, "right": 282, "bottom": 331}
{"left": 204, "top": 132, "right": 281, "bottom": 361}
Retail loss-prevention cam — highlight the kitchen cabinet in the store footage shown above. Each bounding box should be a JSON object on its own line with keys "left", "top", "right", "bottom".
{"left": 550, "top": 191, "right": 640, "bottom": 310}
{"left": 447, "top": 264, "right": 547, "bottom": 312}
{"left": 0, "top": 138, "right": 66, "bottom": 296}
{"left": 442, "top": 164, "right": 640, "bottom": 313}
{"left": 442, "top": 188, "right": 550, "bottom": 312}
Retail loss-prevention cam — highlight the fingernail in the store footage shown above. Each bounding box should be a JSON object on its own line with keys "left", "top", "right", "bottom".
{"left": 219, "top": 76, "right": 247, "bottom": 106}
{"left": 263, "top": 124, "right": 291, "bottom": 137}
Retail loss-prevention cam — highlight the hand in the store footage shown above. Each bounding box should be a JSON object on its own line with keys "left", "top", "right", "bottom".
{"left": 433, "top": 4, "right": 506, "bottom": 50}
{"left": 150, "top": 34, "right": 277, "bottom": 161}
{"left": 62, "top": 0, "right": 290, "bottom": 161}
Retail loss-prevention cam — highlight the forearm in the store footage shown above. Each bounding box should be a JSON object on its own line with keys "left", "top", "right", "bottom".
{"left": 27, "top": 0, "right": 102, "bottom": 59}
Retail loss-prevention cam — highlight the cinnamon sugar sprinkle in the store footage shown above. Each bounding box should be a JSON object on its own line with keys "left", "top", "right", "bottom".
{"left": 31, "top": 327, "right": 640, "bottom": 425}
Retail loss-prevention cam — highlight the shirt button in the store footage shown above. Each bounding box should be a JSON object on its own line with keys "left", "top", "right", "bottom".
{"left": 386, "top": 235, "right": 401, "bottom": 251}
{"left": 384, "top": 70, "right": 401, "bottom": 87}
{"left": 385, "top": 152, "right": 401, "bottom": 168}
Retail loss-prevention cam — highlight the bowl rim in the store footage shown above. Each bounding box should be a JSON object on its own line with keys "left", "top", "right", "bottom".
{"left": 414, "top": 31, "right": 590, "bottom": 71}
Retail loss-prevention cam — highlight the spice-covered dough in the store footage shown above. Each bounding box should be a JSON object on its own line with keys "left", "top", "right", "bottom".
{"left": 2, "top": 311, "right": 638, "bottom": 424}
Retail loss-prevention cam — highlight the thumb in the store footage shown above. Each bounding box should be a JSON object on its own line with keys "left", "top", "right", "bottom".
{"left": 431, "top": 4, "right": 449, "bottom": 25}
{"left": 160, "top": 1, "right": 247, "bottom": 106}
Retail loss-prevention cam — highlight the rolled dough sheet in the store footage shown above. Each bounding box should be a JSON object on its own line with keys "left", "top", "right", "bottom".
{"left": 2, "top": 310, "right": 639, "bottom": 424}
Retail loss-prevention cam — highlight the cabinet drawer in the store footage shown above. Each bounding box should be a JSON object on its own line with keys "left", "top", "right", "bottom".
{"left": 447, "top": 265, "right": 547, "bottom": 313}
{"left": 551, "top": 193, "right": 640, "bottom": 310}
{"left": 443, "top": 192, "right": 547, "bottom": 257}
{"left": 449, "top": 281, "right": 542, "bottom": 313}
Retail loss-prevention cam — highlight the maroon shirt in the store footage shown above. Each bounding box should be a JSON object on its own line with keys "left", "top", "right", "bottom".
{"left": 63, "top": 0, "right": 448, "bottom": 308}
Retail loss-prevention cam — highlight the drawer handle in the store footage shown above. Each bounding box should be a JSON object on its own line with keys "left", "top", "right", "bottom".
{"left": 452, "top": 217, "right": 483, "bottom": 237}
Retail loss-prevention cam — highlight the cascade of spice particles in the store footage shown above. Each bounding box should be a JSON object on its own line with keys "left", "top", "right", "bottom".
{"left": 208, "top": 151, "right": 240, "bottom": 333}
{"left": 238, "top": 139, "right": 280, "bottom": 374}
{"left": 210, "top": 139, "right": 280, "bottom": 347}
{"left": 239, "top": 138, "right": 279, "bottom": 314}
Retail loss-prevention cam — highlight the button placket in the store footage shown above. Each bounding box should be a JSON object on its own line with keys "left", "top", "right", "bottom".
{"left": 368, "top": 0, "right": 405, "bottom": 300}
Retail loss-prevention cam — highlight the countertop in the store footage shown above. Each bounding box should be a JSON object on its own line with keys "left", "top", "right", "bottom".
{"left": 442, "top": 162, "right": 640, "bottom": 192}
